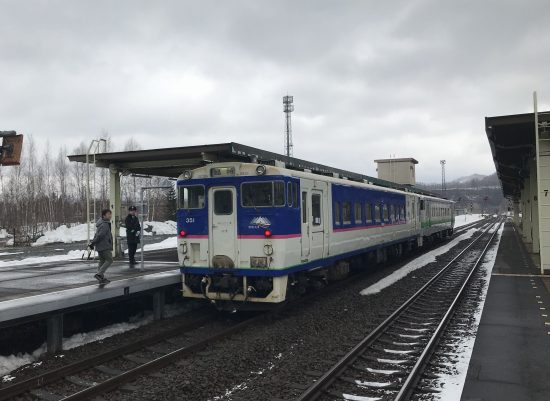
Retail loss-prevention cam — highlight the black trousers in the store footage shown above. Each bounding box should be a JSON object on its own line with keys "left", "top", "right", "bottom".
{"left": 128, "top": 242, "right": 138, "bottom": 264}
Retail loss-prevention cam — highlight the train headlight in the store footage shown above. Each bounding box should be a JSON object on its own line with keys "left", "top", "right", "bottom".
{"left": 183, "top": 170, "right": 192, "bottom": 179}
{"left": 255, "top": 165, "right": 266, "bottom": 176}
{"left": 263, "top": 244, "right": 273, "bottom": 256}
{"left": 179, "top": 230, "right": 187, "bottom": 238}
{"left": 264, "top": 229, "right": 272, "bottom": 238}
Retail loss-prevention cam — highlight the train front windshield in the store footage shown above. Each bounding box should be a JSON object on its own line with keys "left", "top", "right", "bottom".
{"left": 178, "top": 185, "right": 205, "bottom": 209}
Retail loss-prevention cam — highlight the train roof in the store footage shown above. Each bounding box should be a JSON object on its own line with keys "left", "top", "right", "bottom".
{"left": 69, "top": 141, "right": 445, "bottom": 199}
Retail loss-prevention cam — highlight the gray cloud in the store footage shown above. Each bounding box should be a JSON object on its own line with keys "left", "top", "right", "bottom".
{"left": 1, "top": 0, "right": 548, "bottom": 182}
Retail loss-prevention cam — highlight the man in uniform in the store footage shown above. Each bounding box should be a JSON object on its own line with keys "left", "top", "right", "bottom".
{"left": 125, "top": 206, "right": 141, "bottom": 266}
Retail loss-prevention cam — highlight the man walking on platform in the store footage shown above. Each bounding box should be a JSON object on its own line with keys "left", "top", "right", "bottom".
{"left": 125, "top": 206, "right": 141, "bottom": 267}
{"left": 89, "top": 209, "right": 113, "bottom": 284}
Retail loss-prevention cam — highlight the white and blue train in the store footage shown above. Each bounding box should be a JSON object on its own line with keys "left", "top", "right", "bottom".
{"left": 176, "top": 162, "right": 454, "bottom": 306}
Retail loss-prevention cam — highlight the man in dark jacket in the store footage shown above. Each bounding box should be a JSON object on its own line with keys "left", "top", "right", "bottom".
{"left": 125, "top": 206, "right": 141, "bottom": 266}
{"left": 89, "top": 209, "right": 113, "bottom": 284}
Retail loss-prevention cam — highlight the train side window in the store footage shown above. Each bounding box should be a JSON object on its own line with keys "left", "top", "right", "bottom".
{"left": 274, "top": 181, "right": 285, "bottom": 206}
{"left": 343, "top": 202, "right": 351, "bottom": 225}
{"left": 420, "top": 199, "right": 425, "bottom": 210}
{"left": 302, "top": 192, "right": 308, "bottom": 223}
{"left": 365, "top": 203, "right": 373, "bottom": 224}
{"left": 375, "top": 204, "right": 381, "bottom": 223}
{"left": 390, "top": 205, "right": 395, "bottom": 222}
{"left": 312, "top": 194, "right": 322, "bottom": 226}
{"left": 334, "top": 201, "right": 341, "bottom": 226}
{"left": 383, "top": 204, "right": 389, "bottom": 222}
{"left": 354, "top": 202, "right": 362, "bottom": 224}
{"left": 287, "top": 182, "right": 293, "bottom": 207}
{"left": 293, "top": 183, "right": 298, "bottom": 208}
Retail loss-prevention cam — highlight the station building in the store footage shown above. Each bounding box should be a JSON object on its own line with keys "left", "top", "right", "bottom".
{"left": 486, "top": 109, "right": 550, "bottom": 274}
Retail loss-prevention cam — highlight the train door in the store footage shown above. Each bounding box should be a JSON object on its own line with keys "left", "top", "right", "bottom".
{"left": 208, "top": 187, "right": 237, "bottom": 266}
{"left": 419, "top": 197, "right": 426, "bottom": 228}
{"left": 310, "top": 187, "right": 325, "bottom": 260}
{"left": 301, "top": 185, "right": 310, "bottom": 259}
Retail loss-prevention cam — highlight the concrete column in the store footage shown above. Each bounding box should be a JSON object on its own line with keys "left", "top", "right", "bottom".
{"left": 537, "top": 134, "right": 550, "bottom": 273}
{"left": 47, "top": 314, "right": 63, "bottom": 354}
{"left": 530, "top": 159, "right": 540, "bottom": 253}
{"left": 513, "top": 201, "right": 520, "bottom": 227}
{"left": 153, "top": 290, "right": 165, "bottom": 320}
{"left": 109, "top": 165, "right": 122, "bottom": 257}
{"left": 523, "top": 177, "right": 533, "bottom": 244}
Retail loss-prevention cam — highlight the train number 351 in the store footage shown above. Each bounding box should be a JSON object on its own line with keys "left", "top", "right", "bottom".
{"left": 186, "top": 218, "right": 195, "bottom": 223}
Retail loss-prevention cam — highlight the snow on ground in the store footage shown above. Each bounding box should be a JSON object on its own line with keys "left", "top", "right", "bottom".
{"left": 33, "top": 221, "right": 177, "bottom": 246}
{"left": 0, "top": 251, "right": 24, "bottom": 256}
{"left": 0, "top": 229, "right": 11, "bottom": 239}
{"left": 360, "top": 228, "right": 478, "bottom": 296}
{"left": 1, "top": 237, "right": 176, "bottom": 267}
{"left": 0, "top": 250, "right": 83, "bottom": 268}
{"left": 454, "top": 214, "right": 484, "bottom": 228}
{"left": 0, "top": 303, "right": 188, "bottom": 379}
{"left": 127, "top": 236, "right": 177, "bottom": 254}
{"left": 431, "top": 223, "right": 504, "bottom": 401}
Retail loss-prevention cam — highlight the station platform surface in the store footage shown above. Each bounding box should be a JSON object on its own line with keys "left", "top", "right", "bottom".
{"left": 461, "top": 223, "right": 550, "bottom": 401}
{"left": 0, "top": 248, "right": 180, "bottom": 326}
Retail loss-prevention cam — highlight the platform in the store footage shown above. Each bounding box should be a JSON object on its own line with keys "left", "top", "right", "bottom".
{"left": 0, "top": 248, "right": 180, "bottom": 328}
{"left": 461, "top": 223, "right": 550, "bottom": 401}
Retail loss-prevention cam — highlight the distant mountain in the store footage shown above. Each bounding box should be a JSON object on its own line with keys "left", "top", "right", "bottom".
{"left": 453, "top": 174, "right": 487, "bottom": 184}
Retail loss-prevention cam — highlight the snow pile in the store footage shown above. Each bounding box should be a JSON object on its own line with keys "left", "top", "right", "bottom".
{"left": 33, "top": 221, "right": 176, "bottom": 246}
{"left": 454, "top": 214, "right": 484, "bottom": 228}
{"left": 0, "top": 346, "right": 46, "bottom": 379}
{"left": 432, "top": 224, "right": 504, "bottom": 401}
{"left": 0, "top": 229, "right": 11, "bottom": 239}
{"left": 33, "top": 224, "right": 93, "bottom": 246}
{"left": 142, "top": 221, "right": 176, "bottom": 236}
{"left": 0, "top": 302, "right": 188, "bottom": 378}
{"left": 360, "top": 228, "right": 478, "bottom": 296}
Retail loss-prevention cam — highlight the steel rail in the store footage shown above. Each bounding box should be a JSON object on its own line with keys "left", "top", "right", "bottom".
{"left": 394, "top": 220, "right": 502, "bottom": 400}
{"left": 59, "top": 315, "right": 261, "bottom": 401}
{"left": 296, "top": 220, "right": 501, "bottom": 401}
{"left": 0, "top": 312, "right": 213, "bottom": 401}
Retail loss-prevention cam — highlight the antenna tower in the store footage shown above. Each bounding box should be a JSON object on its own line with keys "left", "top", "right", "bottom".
{"left": 283, "top": 95, "right": 294, "bottom": 157}
{"left": 440, "top": 160, "right": 447, "bottom": 194}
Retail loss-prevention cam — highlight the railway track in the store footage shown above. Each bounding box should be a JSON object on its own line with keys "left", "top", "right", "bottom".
{"left": 0, "top": 309, "right": 227, "bottom": 401}
{"left": 295, "top": 219, "right": 502, "bottom": 401}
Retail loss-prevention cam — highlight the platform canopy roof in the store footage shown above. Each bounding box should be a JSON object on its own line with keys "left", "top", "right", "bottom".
{"left": 486, "top": 111, "right": 550, "bottom": 200}
{"left": 69, "top": 141, "right": 439, "bottom": 196}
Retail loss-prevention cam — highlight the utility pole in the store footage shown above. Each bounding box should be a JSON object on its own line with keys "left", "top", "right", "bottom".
{"left": 440, "top": 160, "right": 446, "bottom": 195}
{"left": 283, "top": 95, "right": 294, "bottom": 157}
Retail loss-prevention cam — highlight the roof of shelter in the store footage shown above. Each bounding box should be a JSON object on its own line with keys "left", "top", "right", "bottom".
{"left": 68, "top": 142, "right": 440, "bottom": 197}
{"left": 486, "top": 111, "right": 550, "bottom": 200}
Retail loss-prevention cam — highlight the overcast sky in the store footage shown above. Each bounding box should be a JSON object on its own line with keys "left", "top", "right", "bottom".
{"left": 1, "top": 0, "right": 548, "bottom": 182}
